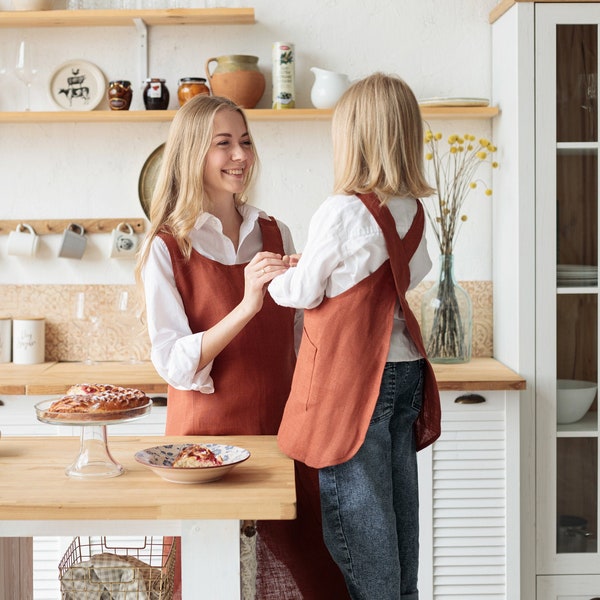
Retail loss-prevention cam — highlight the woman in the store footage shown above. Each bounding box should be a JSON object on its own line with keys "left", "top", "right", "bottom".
{"left": 136, "top": 94, "right": 349, "bottom": 600}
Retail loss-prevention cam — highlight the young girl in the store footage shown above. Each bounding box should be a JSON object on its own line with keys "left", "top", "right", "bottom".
{"left": 269, "top": 73, "right": 442, "bottom": 600}
{"left": 136, "top": 94, "right": 348, "bottom": 599}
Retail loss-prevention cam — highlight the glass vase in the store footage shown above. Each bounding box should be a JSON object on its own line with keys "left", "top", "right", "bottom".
{"left": 421, "top": 254, "right": 473, "bottom": 363}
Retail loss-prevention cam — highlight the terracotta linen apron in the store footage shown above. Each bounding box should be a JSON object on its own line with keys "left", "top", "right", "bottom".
{"left": 360, "top": 192, "right": 441, "bottom": 452}
{"left": 277, "top": 194, "right": 441, "bottom": 469}
{"left": 158, "top": 216, "right": 349, "bottom": 599}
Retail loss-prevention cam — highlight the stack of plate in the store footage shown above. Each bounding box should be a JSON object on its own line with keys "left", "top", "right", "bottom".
{"left": 557, "top": 264, "right": 598, "bottom": 287}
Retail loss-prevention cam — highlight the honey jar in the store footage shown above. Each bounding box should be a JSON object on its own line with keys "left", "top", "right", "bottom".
{"left": 108, "top": 80, "right": 133, "bottom": 111}
{"left": 177, "top": 77, "right": 210, "bottom": 106}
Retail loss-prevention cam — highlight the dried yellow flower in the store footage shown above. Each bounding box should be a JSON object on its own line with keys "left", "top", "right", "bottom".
{"left": 423, "top": 128, "right": 499, "bottom": 255}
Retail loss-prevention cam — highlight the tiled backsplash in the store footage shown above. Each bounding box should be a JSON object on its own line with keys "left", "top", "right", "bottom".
{"left": 0, "top": 282, "right": 493, "bottom": 362}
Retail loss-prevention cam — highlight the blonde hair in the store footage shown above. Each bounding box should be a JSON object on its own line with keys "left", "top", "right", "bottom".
{"left": 135, "top": 95, "right": 258, "bottom": 284}
{"left": 332, "top": 72, "right": 434, "bottom": 203}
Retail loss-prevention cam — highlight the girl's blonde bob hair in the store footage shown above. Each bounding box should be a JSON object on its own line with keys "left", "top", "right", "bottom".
{"left": 332, "top": 72, "right": 434, "bottom": 203}
{"left": 136, "top": 94, "right": 258, "bottom": 279}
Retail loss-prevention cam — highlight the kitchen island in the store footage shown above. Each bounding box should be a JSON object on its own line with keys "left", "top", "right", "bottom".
{"left": 0, "top": 434, "right": 295, "bottom": 599}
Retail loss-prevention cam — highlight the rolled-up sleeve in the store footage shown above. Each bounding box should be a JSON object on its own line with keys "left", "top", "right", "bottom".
{"left": 142, "top": 238, "right": 216, "bottom": 392}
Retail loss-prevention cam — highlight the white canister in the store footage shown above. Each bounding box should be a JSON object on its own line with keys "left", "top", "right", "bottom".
{"left": 0, "top": 318, "right": 12, "bottom": 363}
{"left": 12, "top": 317, "right": 45, "bottom": 365}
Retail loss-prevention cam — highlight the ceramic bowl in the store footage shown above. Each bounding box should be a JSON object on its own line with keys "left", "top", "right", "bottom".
{"left": 134, "top": 443, "right": 250, "bottom": 484}
{"left": 557, "top": 379, "right": 597, "bottom": 424}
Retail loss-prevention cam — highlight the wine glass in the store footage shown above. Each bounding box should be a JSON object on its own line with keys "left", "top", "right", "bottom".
{"left": 74, "top": 292, "right": 102, "bottom": 365}
{"left": 14, "top": 39, "right": 38, "bottom": 112}
{"left": 117, "top": 291, "right": 144, "bottom": 364}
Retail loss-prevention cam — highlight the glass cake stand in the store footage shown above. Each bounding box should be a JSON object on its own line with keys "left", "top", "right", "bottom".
{"left": 35, "top": 399, "right": 152, "bottom": 479}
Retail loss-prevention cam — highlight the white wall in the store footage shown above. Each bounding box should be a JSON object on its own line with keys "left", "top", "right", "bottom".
{"left": 0, "top": 0, "right": 498, "bottom": 285}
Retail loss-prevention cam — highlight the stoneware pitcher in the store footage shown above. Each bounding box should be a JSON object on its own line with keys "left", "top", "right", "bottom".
{"left": 310, "top": 67, "right": 351, "bottom": 109}
{"left": 205, "top": 55, "right": 265, "bottom": 109}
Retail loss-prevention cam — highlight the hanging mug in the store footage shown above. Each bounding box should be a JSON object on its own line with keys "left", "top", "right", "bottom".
{"left": 58, "top": 223, "right": 87, "bottom": 259}
{"left": 110, "top": 222, "right": 139, "bottom": 259}
{"left": 7, "top": 223, "right": 39, "bottom": 257}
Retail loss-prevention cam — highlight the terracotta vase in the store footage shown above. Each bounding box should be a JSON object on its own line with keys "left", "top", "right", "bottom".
{"left": 205, "top": 55, "right": 265, "bottom": 108}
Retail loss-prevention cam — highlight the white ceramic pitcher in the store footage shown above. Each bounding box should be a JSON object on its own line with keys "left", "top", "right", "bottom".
{"left": 310, "top": 67, "right": 350, "bottom": 109}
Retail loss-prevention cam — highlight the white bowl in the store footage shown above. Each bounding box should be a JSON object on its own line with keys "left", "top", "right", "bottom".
{"left": 135, "top": 443, "right": 250, "bottom": 484}
{"left": 557, "top": 379, "right": 597, "bottom": 424}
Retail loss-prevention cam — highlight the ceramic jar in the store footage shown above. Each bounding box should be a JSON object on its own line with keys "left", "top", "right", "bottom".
{"left": 143, "top": 78, "right": 170, "bottom": 110}
{"left": 177, "top": 77, "right": 210, "bottom": 106}
{"left": 205, "top": 55, "right": 265, "bottom": 109}
{"left": 310, "top": 67, "right": 351, "bottom": 109}
{"left": 108, "top": 80, "right": 133, "bottom": 111}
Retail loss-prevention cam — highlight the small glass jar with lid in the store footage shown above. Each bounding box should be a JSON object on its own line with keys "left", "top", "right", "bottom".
{"left": 143, "top": 78, "right": 170, "bottom": 110}
{"left": 177, "top": 77, "right": 210, "bottom": 106}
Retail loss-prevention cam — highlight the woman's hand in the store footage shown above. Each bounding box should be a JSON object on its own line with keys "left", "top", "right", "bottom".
{"left": 197, "top": 251, "right": 290, "bottom": 370}
{"left": 241, "top": 251, "right": 290, "bottom": 315}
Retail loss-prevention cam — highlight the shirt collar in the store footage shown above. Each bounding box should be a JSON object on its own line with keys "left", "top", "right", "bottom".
{"left": 193, "top": 203, "right": 268, "bottom": 232}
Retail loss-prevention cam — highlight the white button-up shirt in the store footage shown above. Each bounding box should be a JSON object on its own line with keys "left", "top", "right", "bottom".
{"left": 268, "top": 194, "right": 432, "bottom": 362}
{"left": 142, "top": 203, "right": 297, "bottom": 391}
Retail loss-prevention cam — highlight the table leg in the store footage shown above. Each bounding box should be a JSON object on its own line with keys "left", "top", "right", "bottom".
{"left": 180, "top": 519, "right": 240, "bottom": 600}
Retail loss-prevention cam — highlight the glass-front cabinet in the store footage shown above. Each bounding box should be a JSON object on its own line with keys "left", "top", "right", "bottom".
{"left": 493, "top": 2, "right": 600, "bottom": 598}
{"left": 536, "top": 5, "right": 600, "bottom": 577}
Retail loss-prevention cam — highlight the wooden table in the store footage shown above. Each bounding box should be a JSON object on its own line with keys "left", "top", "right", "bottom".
{"left": 0, "top": 435, "right": 296, "bottom": 599}
{"left": 0, "top": 357, "right": 526, "bottom": 396}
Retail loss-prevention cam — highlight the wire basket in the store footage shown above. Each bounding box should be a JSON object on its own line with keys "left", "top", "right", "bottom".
{"left": 59, "top": 536, "right": 176, "bottom": 600}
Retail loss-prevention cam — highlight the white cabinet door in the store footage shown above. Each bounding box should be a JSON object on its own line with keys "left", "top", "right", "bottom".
{"left": 419, "top": 390, "right": 520, "bottom": 600}
{"left": 538, "top": 574, "right": 600, "bottom": 599}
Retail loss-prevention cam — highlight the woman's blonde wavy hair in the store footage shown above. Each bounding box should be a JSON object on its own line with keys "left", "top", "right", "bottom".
{"left": 332, "top": 72, "right": 434, "bottom": 204}
{"left": 135, "top": 94, "right": 258, "bottom": 287}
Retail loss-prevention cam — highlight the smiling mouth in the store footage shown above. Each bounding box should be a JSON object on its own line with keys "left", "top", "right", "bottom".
{"left": 223, "top": 168, "right": 244, "bottom": 176}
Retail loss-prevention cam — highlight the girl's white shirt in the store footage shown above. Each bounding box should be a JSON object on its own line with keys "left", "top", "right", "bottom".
{"left": 142, "top": 203, "right": 297, "bottom": 392}
{"left": 268, "top": 194, "right": 432, "bottom": 362}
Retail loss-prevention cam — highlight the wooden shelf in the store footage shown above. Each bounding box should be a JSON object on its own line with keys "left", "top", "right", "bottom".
{"left": 0, "top": 218, "right": 146, "bottom": 235}
{"left": 0, "top": 106, "right": 499, "bottom": 124}
{"left": 0, "top": 7, "right": 255, "bottom": 27}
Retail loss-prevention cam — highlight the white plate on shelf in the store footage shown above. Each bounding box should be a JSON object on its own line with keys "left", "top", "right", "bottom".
{"left": 49, "top": 60, "right": 106, "bottom": 111}
{"left": 418, "top": 97, "right": 490, "bottom": 107}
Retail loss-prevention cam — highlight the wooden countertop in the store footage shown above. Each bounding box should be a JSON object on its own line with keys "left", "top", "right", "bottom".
{"left": 0, "top": 435, "right": 295, "bottom": 522}
{"left": 0, "top": 357, "right": 526, "bottom": 395}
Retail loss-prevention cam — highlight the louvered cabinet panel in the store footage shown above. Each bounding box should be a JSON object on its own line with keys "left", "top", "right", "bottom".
{"left": 418, "top": 390, "right": 520, "bottom": 600}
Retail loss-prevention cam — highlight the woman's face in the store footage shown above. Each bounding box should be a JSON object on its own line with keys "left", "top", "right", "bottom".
{"left": 203, "top": 109, "right": 255, "bottom": 203}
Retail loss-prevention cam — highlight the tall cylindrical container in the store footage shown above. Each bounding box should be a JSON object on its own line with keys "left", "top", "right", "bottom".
{"left": 12, "top": 317, "right": 45, "bottom": 365}
{"left": 0, "top": 318, "right": 11, "bottom": 363}
{"left": 272, "top": 42, "right": 295, "bottom": 109}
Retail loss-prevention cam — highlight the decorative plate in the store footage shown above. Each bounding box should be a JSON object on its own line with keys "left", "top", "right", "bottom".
{"left": 135, "top": 443, "right": 250, "bottom": 484}
{"left": 418, "top": 97, "right": 490, "bottom": 107}
{"left": 49, "top": 60, "right": 106, "bottom": 111}
{"left": 138, "top": 143, "right": 165, "bottom": 219}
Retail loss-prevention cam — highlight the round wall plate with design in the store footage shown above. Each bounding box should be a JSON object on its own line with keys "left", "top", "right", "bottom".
{"left": 49, "top": 60, "right": 106, "bottom": 111}
{"left": 139, "top": 143, "right": 165, "bottom": 219}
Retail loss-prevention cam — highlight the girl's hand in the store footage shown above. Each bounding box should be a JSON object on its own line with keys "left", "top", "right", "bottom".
{"left": 241, "top": 251, "right": 290, "bottom": 314}
{"left": 283, "top": 253, "right": 301, "bottom": 267}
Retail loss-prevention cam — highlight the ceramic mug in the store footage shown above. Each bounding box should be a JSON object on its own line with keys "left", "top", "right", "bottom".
{"left": 109, "top": 222, "right": 139, "bottom": 259}
{"left": 58, "top": 223, "right": 87, "bottom": 259}
{"left": 7, "top": 223, "right": 39, "bottom": 257}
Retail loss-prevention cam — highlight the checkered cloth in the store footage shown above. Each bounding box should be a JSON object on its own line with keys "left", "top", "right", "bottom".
{"left": 61, "top": 553, "right": 163, "bottom": 600}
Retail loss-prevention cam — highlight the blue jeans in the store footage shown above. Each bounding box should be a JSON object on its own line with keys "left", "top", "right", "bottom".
{"left": 318, "top": 360, "right": 424, "bottom": 600}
